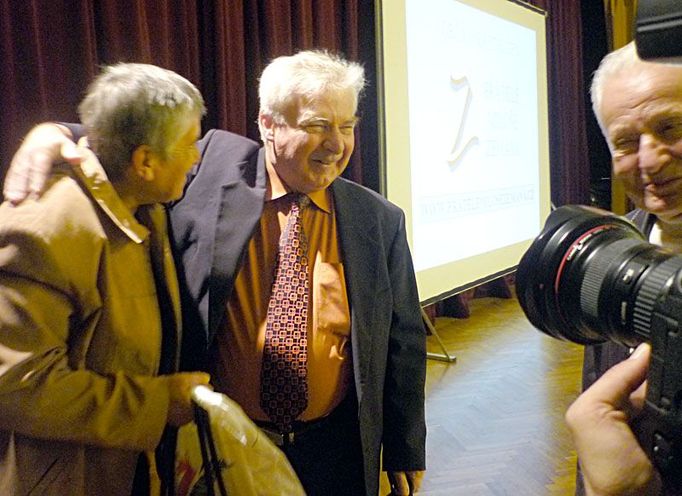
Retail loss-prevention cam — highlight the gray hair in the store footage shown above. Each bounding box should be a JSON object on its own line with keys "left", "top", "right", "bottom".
{"left": 78, "top": 63, "right": 205, "bottom": 179}
{"left": 258, "top": 50, "right": 365, "bottom": 136}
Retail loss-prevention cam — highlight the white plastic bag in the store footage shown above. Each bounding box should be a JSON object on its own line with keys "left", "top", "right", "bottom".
{"left": 175, "top": 386, "right": 305, "bottom": 496}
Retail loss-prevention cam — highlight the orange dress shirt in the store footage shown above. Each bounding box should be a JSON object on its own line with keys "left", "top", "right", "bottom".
{"left": 210, "top": 169, "right": 352, "bottom": 422}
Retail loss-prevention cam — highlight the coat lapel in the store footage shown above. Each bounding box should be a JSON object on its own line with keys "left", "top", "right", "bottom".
{"left": 209, "top": 149, "right": 267, "bottom": 340}
{"left": 332, "top": 180, "right": 381, "bottom": 398}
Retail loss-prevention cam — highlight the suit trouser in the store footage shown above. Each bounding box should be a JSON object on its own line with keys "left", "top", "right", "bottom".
{"left": 270, "top": 395, "right": 367, "bottom": 496}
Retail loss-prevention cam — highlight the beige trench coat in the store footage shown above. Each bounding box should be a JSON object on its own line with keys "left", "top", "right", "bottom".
{"left": 0, "top": 154, "right": 181, "bottom": 495}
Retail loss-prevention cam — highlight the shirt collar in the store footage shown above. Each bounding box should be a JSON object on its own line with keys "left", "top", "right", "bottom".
{"left": 264, "top": 159, "right": 332, "bottom": 214}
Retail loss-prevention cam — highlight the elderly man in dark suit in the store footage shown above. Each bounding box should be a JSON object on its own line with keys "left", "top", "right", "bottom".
{"left": 5, "top": 50, "right": 427, "bottom": 496}
{"left": 171, "top": 50, "right": 426, "bottom": 496}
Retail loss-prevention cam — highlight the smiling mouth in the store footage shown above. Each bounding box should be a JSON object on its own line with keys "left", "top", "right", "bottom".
{"left": 313, "top": 158, "right": 337, "bottom": 166}
{"left": 646, "top": 177, "right": 682, "bottom": 194}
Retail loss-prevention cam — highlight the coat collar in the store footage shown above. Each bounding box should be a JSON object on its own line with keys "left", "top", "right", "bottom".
{"left": 71, "top": 140, "right": 149, "bottom": 244}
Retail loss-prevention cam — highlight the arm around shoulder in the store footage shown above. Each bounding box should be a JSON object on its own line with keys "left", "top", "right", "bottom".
{"left": 3, "top": 122, "right": 84, "bottom": 204}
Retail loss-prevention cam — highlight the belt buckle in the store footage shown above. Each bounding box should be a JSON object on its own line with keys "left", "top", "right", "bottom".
{"left": 261, "top": 426, "right": 295, "bottom": 447}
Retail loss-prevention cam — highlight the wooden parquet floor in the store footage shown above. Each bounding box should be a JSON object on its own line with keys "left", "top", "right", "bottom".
{"left": 391, "top": 294, "right": 584, "bottom": 495}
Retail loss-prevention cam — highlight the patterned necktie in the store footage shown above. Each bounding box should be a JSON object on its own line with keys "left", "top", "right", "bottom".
{"left": 260, "top": 193, "right": 310, "bottom": 433}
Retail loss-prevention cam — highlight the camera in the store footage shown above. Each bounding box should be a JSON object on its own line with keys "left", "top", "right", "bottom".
{"left": 516, "top": 205, "right": 682, "bottom": 484}
{"left": 636, "top": 0, "right": 682, "bottom": 63}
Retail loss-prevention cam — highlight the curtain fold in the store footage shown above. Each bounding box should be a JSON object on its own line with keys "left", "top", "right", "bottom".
{"left": 1, "top": 0, "right": 97, "bottom": 176}
{"left": 543, "top": 0, "right": 591, "bottom": 206}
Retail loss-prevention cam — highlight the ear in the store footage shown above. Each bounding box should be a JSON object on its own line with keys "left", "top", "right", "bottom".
{"left": 131, "top": 145, "right": 156, "bottom": 182}
{"left": 259, "top": 113, "right": 275, "bottom": 142}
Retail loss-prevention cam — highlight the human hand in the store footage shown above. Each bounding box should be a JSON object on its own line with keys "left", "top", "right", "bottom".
{"left": 566, "top": 343, "right": 662, "bottom": 496}
{"left": 3, "top": 123, "right": 83, "bottom": 205}
{"left": 166, "top": 372, "right": 211, "bottom": 426}
{"left": 387, "top": 470, "right": 424, "bottom": 495}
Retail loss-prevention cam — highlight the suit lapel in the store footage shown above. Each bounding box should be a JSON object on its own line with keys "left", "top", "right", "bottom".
{"left": 332, "top": 180, "right": 381, "bottom": 395}
{"left": 209, "top": 149, "right": 267, "bottom": 340}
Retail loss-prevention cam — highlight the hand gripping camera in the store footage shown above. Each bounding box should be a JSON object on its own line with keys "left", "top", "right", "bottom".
{"left": 516, "top": 205, "right": 682, "bottom": 485}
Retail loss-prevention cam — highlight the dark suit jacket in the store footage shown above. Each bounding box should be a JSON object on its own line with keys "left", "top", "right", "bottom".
{"left": 169, "top": 129, "right": 427, "bottom": 496}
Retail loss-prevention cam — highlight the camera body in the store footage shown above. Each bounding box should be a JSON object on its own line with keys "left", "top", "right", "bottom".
{"left": 516, "top": 205, "right": 682, "bottom": 484}
{"left": 636, "top": 0, "right": 682, "bottom": 63}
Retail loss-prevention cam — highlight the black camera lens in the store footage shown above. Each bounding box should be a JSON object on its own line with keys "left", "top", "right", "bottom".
{"left": 516, "top": 205, "right": 682, "bottom": 347}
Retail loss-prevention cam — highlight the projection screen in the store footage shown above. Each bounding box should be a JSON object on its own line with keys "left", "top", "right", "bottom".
{"left": 377, "top": 0, "right": 551, "bottom": 305}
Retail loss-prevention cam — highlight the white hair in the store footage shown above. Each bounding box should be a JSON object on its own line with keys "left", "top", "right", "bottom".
{"left": 590, "top": 42, "right": 640, "bottom": 133}
{"left": 258, "top": 50, "right": 365, "bottom": 138}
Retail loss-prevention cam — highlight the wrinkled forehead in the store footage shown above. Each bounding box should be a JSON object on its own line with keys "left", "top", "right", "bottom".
{"left": 601, "top": 63, "right": 682, "bottom": 123}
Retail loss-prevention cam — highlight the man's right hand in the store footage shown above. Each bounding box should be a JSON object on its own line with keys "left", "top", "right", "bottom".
{"left": 4, "top": 123, "right": 83, "bottom": 205}
{"left": 166, "top": 372, "right": 212, "bottom": 427}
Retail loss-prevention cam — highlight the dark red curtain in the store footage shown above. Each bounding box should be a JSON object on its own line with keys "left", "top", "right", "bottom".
{"left": 542, "top": 0, "right": 592, "bottom": 207}
{"left": 0, "top": 0, "right": 588, "bottom": 207}
{"left": 520, "top": 0, "right": 591, "bottom": 207}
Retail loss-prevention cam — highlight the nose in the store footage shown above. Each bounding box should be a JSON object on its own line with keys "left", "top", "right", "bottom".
{"left": 323, "top": 127, "right": 343, "bottom": 154}
{"left": 638, "top": 133, "right": 670, "bottom": 178}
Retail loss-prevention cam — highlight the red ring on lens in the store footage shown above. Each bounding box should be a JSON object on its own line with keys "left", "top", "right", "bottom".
{"left": 553, "top": 225, "right": 617, "bottom": 300}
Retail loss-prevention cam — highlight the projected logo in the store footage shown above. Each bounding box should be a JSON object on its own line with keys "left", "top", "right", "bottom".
{"left": 447, "top": 74, "right": 479, "bottom": 169}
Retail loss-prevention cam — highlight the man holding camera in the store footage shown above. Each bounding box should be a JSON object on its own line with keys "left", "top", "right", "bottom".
{"left": 573, "top": 40, "right": 682, "bottom": 495}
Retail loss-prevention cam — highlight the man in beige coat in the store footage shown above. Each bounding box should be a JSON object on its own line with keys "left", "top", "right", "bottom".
{"left": 0, "top": 63, "right": 210, "bottom": 495}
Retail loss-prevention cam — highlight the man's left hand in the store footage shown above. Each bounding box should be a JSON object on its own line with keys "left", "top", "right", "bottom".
{"left": 566, "top": 343, "right": 662, "bottom": 496}
{"left": 387, "top": 470, "right": 424, "bottom": 495}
